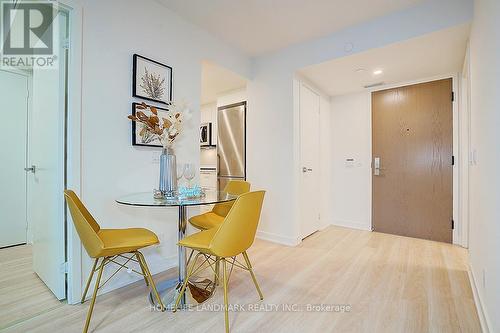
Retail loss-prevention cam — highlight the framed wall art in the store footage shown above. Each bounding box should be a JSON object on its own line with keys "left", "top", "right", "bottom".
{"left": 132, "top": 54, "right": 172, "bottom": 104}
{"left": 131, "top": 102, "right": 169, "bottom": 147}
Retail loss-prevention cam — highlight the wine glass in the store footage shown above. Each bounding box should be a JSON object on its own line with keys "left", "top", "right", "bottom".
{"left": 176, "top": 163, "right": 184, "bottom": 184}
{"left": 183, "top": 163, "right": 196, "bottom": 189}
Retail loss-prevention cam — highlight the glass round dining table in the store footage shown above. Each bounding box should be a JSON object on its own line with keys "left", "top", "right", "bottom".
{"left": 116, "top": 190, "right": 237, "bottom": 310}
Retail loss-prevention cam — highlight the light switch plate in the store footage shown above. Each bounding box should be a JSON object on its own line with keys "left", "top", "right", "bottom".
{"left": 345, "top": 158, "right": 355, "bottom": 168}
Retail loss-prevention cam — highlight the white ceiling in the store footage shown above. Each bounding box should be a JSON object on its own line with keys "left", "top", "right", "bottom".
{"left": 201, "top": 61, "right": 247, "bottom": 104}
{"left": 158, "top": 0, "right": 425, "bottom": 56}
{"left": 298, "top": 24, "right": 470, "bottom": 96}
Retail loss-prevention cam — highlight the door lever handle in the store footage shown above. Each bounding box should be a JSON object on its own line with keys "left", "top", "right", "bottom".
{"left": 24, "top": 165, "right": 36, "bottom": 173}
{"left": 302, "top": 167, "right": 313, "bottom": 173}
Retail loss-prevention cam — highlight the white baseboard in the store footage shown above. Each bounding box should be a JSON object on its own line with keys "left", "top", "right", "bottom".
{"left": 468, "top": 265, "right": 491, "bottom": 333}
{"left": 256, "top": 230, "right": 300, "bottom": 246}
{"left": 332, "top": 219, "right": 372, "bottom": 231}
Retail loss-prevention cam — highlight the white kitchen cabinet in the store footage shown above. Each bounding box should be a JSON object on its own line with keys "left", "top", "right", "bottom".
{"left": 200, "top": 169, "right": 217, "bottom": 189}
{"left": 200, "top": 168, "right": 217, "bottom": 213}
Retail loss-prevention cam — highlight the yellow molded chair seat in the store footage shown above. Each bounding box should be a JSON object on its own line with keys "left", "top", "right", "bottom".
{"left": 189, "top": 180, "right": 250, "bottom": 230}
{"left": 178, "top": 227, "right": 218, "bottom": 254}
{"left": 188, "top": 212, "right": 225, "bottom": 231}
{"left": 174, "top": 191, "right": 266, "bottom": 333}
{"left": 97, "top": 228, "right": 159, "bottom": 257}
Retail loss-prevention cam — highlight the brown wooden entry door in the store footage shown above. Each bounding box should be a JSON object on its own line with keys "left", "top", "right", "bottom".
{"left": 372, "top": 79, "right": 453, "bottom": 243}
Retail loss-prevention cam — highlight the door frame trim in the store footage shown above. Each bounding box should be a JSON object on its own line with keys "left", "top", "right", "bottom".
{"left": 369, "top": 73, "right": 463, "bottom": 246}
{"left": 57, "top": 0, "right": 84, "bottom": 305}
{"left": 298, "top": 82, "right": 321, "bottom": 239}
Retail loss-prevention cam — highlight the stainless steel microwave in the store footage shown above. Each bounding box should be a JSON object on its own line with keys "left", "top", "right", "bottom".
{"left": 200, "top": 123, "right": 212, "bottom": 146}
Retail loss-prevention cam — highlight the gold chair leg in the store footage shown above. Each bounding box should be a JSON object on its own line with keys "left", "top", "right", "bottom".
{"left": 173, "top": 252, "right": 199, "bottom": 312}
{"left": 134, "top": 252, "right": 149, "bottom": 287}
{"left": 222, "top": 259, "right": 230, "bottom": 333}
{"left": 83, "top": 257, "right": 106, "bottom": 333}
{"left": 136, "top": 251, "right": 165, "bottom": 311}
{"left": 81, "top": 258, "right": 99, "bottom": 304}
{"left": 242, "top": 251, "right": 264, "bottom": 300}
{"left": 215, "top": 257, "right": 220, "bottom": 286}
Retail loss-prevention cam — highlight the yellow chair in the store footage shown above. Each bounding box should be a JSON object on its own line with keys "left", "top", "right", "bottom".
{"left": 189, "top": 180, "right": 251, "bottom": 231}
{"left": 173, "top": 191, "right": 266, "bottom": 333}
{"left": 64, "top": 190, "right": 165, "bottom": 333}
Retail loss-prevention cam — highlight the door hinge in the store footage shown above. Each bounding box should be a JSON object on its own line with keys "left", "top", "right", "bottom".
{"left": 451, "top": 91, "right": 455, "bottom": 102}
{"left": 451, "top": 220, "right": 455, "bottom": 230}
{"left": 452, "top": 155, "right": 455, "bottom": 166}
{"left": 60, "top": 262, "right": 69, "bottom": 274}
{"left": 318, "top": 213, "right": 321, "bottom": 220}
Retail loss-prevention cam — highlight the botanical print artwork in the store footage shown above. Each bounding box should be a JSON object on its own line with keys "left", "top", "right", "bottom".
{"left": 130, "top": 102, "right": 188, "bottom": 148}
{"left": 140, "top": 67, "right": 165, "bottom": 100}
{"left": 131, "top": 103, "right": 169, "bottom": 147}
{"left": 133, "top": 54, "right": 172, "bottom": 104}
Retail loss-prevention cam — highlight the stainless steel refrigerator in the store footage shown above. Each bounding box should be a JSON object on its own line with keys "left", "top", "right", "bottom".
{"left": 217, "top": 102, "right": 246, "bottom": 191}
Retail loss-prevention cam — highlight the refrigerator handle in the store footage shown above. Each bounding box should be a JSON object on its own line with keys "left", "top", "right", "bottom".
{"left": 217, "top": 154, "right": 220, "bottom": 176}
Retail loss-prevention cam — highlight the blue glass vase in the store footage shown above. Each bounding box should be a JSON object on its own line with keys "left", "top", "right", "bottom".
{"left": 159, "top": 147, "right": 177, "bottom": 198}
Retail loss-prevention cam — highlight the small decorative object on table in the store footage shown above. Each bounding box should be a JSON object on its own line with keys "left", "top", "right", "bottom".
{"left": 177, "top": 185, "right": 205, "bottom": 200}
{"left": 153, "top": 189, "right": 164, "bottom": 200}
{"left": 183, "top": 163, "right": 196, "bottom": 189}
{"left": 128, "top": 101, "right": 191, "bottom": 198}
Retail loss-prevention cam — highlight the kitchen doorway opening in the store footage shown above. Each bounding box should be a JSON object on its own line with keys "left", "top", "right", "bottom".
{"left": 198, "top": 60, "right": 248, "bottom": 214}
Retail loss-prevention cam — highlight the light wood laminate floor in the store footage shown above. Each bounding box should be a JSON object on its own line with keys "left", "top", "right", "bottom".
{"left": 0, "top": 245, "right": 64, "bottom": 330}
{"left": 0, "top": 227, "right": 481, "bottom": 332}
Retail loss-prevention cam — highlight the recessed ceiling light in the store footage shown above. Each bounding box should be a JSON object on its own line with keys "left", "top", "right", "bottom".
{"left": 373, "top": 69, "right": 383, "bottom": 75}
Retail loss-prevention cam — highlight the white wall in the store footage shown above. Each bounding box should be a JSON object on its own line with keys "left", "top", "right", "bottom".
{"left": 458, "top": 48, "right": 471, "bottom": 249}
{"left": 467, "top": 0, "right": 500, "bottom": 331}
{"left": 216, "top": 88, "right": 247, "bottom": 108}
{"left": 247, "top": 0, "right": 473, "bottom": 244}
{"left": 330, "top": 92, "right": 372, "bottom": 231}
{"left": 77, "top": 0, "right": 250, "bottom": 296}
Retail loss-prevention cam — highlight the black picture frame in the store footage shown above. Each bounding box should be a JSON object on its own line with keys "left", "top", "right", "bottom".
{"left": 131, "top": 102, "right": 169, "bottom": 148}
{"left": 132, "top": 54, "right": 173, "bottom": 105}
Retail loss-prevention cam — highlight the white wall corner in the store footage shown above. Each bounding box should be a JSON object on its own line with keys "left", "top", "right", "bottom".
{"left": 468, "top": 265, "right": 492, "bottom": 333}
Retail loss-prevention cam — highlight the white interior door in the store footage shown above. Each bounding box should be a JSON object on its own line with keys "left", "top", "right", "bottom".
{"left": 29, "top": 12, "right": 68, "bottom": 300}
{"left": 0, "top": 70, "right": 29, "bottom": 248}
{"left": 299, "top": 84, "right": 320, "bottom": 239}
